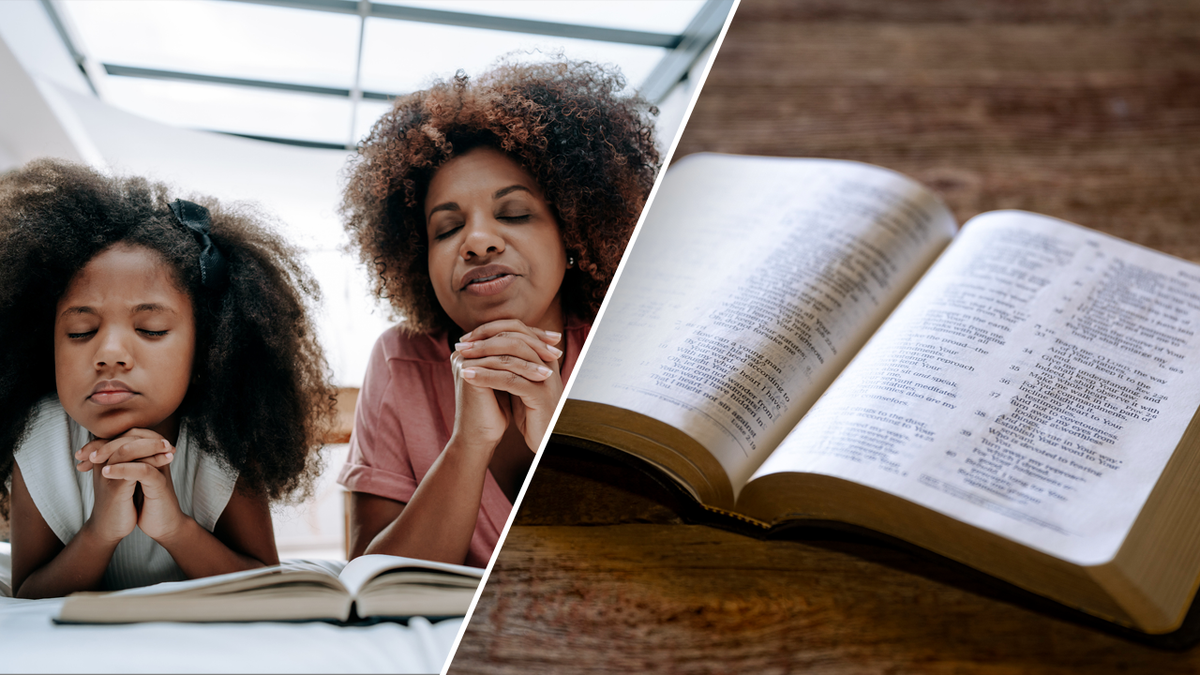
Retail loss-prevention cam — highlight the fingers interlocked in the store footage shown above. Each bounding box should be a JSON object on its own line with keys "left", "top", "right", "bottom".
{"left": 75, "top": 428, "right": 175, "bottom": 474}
{"left": 455, "top": 321, "right": 563, "bottom": 391}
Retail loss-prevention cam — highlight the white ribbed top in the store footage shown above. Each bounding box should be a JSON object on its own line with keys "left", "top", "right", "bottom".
{"left": 12, "top": 396, "right": 238, "bottom": 590}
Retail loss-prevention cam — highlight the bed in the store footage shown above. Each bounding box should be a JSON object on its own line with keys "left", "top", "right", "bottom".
{"left": 0, "top": 543, "right": 464, "bottom": 674}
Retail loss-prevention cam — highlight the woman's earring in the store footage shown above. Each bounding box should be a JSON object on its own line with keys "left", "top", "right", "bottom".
{"left": 567, "top": 254, "right": 576, "bottom": 269}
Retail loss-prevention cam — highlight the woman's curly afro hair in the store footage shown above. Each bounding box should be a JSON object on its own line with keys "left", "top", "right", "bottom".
{"left": 341, "top": 57, "right": 661, "bottom": 334}
{"left": 0, "top": 159, "right": 336, "bottom": 516}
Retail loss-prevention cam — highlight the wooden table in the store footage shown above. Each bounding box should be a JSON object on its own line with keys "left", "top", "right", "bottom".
{"left": 449, "top": 1, "right": 1200, "bottom": 672}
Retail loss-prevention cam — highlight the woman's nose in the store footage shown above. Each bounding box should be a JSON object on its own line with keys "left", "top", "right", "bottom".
{"left": 459, "top": 216, "right": 506, "bottom": 260}
{"left": 94, "top": 328, "right": 132, "bottom": 369}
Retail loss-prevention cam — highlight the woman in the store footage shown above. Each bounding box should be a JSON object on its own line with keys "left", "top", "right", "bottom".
{"left": 339, "top": 59, "right": 660, "bottom": 567}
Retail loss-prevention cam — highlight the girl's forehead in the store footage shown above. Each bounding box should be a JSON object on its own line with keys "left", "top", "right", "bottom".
{"left": 58, "top": 244, "right": 190, "bottom": 312}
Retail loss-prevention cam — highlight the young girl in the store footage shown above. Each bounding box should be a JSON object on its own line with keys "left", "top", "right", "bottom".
{"left": 0, "top": 160, "right": 334, "bottom": 598}
{"left": 338, "top": 59, "right": 660, "bottom": 567}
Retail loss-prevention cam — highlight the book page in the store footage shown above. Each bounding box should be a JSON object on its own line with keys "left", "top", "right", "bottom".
{"left": 75, "top": 559, "right": 348, "bottom": 598}
{"left": 571, "top": 154, "right": 956, "bottom": 494}
{"left": 754, "top": 211, "right": 1200, "bottom": 565}
{"left": 339, "top": 554, "right": 483, "bottom": 598}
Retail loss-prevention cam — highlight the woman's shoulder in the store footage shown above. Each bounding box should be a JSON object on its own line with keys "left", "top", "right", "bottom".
{"left": 561, "top": 315, "right": 592, "bottom": 380}
{"left": 370, "top": 325, "right": 452, "bottom": 365}
{"left": 565, "top": 314, "right": 591, "bottom": 338}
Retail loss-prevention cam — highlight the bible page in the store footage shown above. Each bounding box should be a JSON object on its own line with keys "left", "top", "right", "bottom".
{"left": 753, "top": 211, "right": 1200, "bottom": 565}
{"left": 570, "top": 154, "right": 956, "bottom": 494}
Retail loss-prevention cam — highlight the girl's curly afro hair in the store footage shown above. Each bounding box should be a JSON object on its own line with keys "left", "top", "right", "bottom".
{"left": 0, "top": 159, "right": 336, "bottom": 516}
{"left": 341, "top": 57, "right": 661, "bottom": 334}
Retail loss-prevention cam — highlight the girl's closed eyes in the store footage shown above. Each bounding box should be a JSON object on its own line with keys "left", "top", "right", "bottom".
{"left": 63, "top": 322, "right": 174, "bottom": 341}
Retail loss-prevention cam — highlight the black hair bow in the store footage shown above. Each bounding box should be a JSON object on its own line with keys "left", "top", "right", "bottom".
{"left": 169, "top": 199, "right": 229, "bottom": 291}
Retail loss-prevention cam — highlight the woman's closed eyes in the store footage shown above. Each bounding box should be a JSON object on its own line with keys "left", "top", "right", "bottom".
{"left": 433, "top": 222, "right": 464, "bottom": 241}
{"left": 431, "top": 209, "right": 536, "bottom": 241}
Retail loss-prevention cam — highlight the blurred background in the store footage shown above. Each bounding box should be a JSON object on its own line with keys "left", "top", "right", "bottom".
{"left": 0, "top": 0, "right": 734, "bottom": 558}
{"left": 451, "top": 1, "right": 1200, "bottom": 672}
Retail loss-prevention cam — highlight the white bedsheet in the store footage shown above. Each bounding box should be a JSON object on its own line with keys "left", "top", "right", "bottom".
{"left": 0, "top": 544, "right": 464, "bottom": 674}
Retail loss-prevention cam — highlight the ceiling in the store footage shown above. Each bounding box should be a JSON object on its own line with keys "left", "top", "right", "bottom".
{"left": 48, "top": 0, "right": 731, "bottom": 149}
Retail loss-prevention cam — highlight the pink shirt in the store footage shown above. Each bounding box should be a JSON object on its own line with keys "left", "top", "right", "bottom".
{"left": 338, "top": 318, "right": 589, "bottom": 568}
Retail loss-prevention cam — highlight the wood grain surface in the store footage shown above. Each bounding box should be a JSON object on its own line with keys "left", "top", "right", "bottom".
{"left": 449, "top": 1, "right": 1200, "bottom": 672}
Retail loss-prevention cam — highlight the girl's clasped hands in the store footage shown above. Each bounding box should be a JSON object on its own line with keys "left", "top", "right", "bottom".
{"left": 74, "top": 430, "right": 181, "bottom": 545}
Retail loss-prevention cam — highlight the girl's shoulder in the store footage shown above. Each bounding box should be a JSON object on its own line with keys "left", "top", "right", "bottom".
{"left": 14, "top": 395, "right": 86, "bottom": 461}
{"left": 10, "top": 395, "right": 88, "bottom": 540}
{"left": 29, "top": 393, "right": 65, "bottom": 418}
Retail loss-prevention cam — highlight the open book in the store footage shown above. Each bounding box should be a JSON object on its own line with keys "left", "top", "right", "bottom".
{"left": 57, "top": 555, "right": 483, "bottom": 624}
{"left": 556, "top": 153, "right": 1200, "bottom": 635}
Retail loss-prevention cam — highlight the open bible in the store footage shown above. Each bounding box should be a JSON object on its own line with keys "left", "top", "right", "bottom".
{"left": 56, "top": 554, "right": 483, "bottom": 624}
{"left": 556, "top": 153, "right": 1200, "bottom": 635}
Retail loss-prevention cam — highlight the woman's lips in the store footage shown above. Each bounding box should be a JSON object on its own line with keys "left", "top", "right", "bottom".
{"left": 462, "top": 273, "right": 516, "bottom": 296}
{"left": 459, "top": 263, "right": 518, "bottom": 289}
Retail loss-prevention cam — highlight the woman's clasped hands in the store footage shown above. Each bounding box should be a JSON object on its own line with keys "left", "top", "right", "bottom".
{"left": 451, "top": 319, "right": 565, "bottom": 453}
{"left": 74, "top": 428, "right": 183, "bottom": 544}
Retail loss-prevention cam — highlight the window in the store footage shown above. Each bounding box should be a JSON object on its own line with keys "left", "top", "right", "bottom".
{"left": 52, "top": 0, "right": 729, "bottom": 149}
